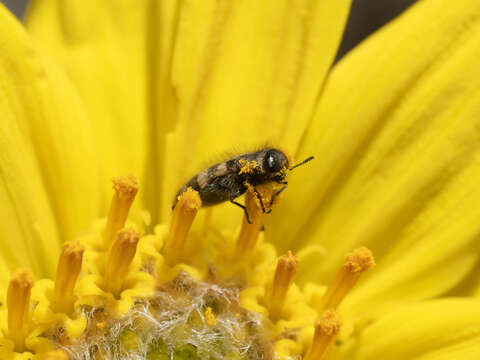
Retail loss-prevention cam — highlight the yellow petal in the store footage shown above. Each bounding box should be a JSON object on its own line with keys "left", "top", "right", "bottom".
{"left": 349, "top": 298, "right": 480, "bottom": 360}
{"left": 0, "top": 4, "right": 100, "bottom": 244}
{"left": 0, "top": 4, "right": 102, "bottom": 283}
{"left": 160, "top": 0, "right": 351, "bottom": 221}
{"left": 269, "top": 0, "right": 480, "bottom": 296}
{"left": 0, "top": 5, "right": 59, "bottom": 289}
{"left": 26, "top": 0, "right": 151, "bottom": 216}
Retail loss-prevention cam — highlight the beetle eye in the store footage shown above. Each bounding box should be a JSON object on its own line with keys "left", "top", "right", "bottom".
{"left": 267, "top": 154, "right": 276, "bottom": 171}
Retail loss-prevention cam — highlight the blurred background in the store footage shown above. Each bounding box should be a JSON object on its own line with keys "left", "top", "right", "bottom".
{"left": 0, "top": 0, "right": 418, "bottom": 61}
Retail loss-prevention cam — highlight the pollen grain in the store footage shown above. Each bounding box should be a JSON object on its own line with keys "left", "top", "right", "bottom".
{"left": 305, "top": 310, "right": 341, "bottom": 360}
{"left": 238, "top": 159, "right": 259, "bottom": 175}
{"left": 204, "top": 306, "right": 217, "bottom": 327}
{"left": 319, "top": 247, "right": 375, "bottom": 312}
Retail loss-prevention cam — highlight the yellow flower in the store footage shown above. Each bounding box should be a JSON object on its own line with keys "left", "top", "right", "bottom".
{"left": 0, "top": 0, "right": 479, "bottom": 359}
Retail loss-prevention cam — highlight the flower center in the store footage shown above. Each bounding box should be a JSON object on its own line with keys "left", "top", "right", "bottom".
{"left": 0, "top": 175, "right": 375, "bottom": 360}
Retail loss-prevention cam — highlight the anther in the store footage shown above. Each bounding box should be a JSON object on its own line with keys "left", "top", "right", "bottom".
{"left": 235, "top": 185, "right": 274, "bottom": 258}
{"left": 41, "top": 350, "right": 70, "bottom": 360}
{"left": 163, "top": 187, "right": 202, "bottom": 265}
{"left": 319, "top": 247, "right": 375, "bottom": 311}
{"left": 104, "top": 175, "right": 138, "bottom": 248}
{"left": 53, "top": 241, "right": 84, "bottom": 314}
{"left": 104, "top": 228, "right": 140, "bottom": 297}
{"left": 7, "top": 269, "right": 34, "bottom": 352}
{"left": 304, "top": 310, "right": 341, "bottom": 360}
{"left": 268, "top": 251, "right": 298, "bottom": 319}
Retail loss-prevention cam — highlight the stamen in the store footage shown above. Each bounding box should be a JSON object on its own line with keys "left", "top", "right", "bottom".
{"left": 53, "top": 241, "right": 84, "bottom": 314}
{"left": 163, "top": 187, "right": 202, "bottom": 265}
{"left": 234, "top": 185, "right": 274, "bottom": 258}
{"left": 104, "top": 228, "right": 140, "bottom": 297}
{"left": 319, "top": 247, "right": 375, "bottom": 311}
{"left": 104, "top": 175, "right": 138, "bottom": 248}
{"left": 7, "top": 269, "right": 34, "bottom": 352}
{"left": 304, "top": 310, "right": 341, "bottom": 360}
{"left": 268, "top": 251, "right": 298, "bottom": 319}
{"left": 204, "top": 306, "right": 216, "bottom": 327}
{"left": 41, "top": 350, "right": 69, "bottom": 360}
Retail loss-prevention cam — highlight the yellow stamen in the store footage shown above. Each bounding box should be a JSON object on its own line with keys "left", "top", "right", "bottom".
{"left": 7, "top": 269, "right": 34, "bottom": 352}
{"left": 204, "top": 307, "right": 216, "bottom": 327}
{"left": 41, "top": 350, "right": 70, "bottom": 360}
{"left": 104, "top": 228, "right": 140, "bottom": 297}
{"left": 53, "top": 241, "right": 84, "bottom": 314}
{"left": 235, "top": 184, "right": 274, "bottom": 258}
{"left": 163, "top": 187, "right": 202, "bottom": 265}
{"left": 319, "top": 247, "right": 375, "bottom": 311}
{"left": 104, "top": 175, "right": 138, "bottom": 248}
{"left": 268, "top": 251, "right": 298, "bottom": 319}
{"left": 305, "top": 310, "right": 341, "bottom": 360}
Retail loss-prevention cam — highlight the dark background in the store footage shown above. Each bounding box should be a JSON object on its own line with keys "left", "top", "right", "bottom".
{"left": 1, "top": 0, "right": 418, "bottom": 61}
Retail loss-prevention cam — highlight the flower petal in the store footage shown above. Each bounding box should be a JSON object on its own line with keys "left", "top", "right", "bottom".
{"left": 26, "top": 0, "right": 351, "bottom": 223}
{"left": 349, "top": 298, "right": 480, "bottom": 360}
{"left": 26, "top": 0, "right": 152, "bottom": 215}
{"left": 160, "top": 0, "right": 351, "bottom": 220}
{"left": 0, "top": 7, "right": 57, "bottom": 283}
{"left": 270, "top": 0, "right": 480, "bottom": 299}
{"left": 0, "top": 4, "right": 100, "bottom": 245}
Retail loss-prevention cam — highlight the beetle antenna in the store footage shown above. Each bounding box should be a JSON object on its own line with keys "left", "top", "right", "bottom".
{"left": 289, "top": 156, "right": 314, "bottom": 171}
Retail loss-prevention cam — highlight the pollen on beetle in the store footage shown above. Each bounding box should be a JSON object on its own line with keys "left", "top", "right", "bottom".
{"left": 238, "top": 159, "right": 259, "bottom": 175}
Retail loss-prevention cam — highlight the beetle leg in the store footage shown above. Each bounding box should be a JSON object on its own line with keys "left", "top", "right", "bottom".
{"left": 230, "top": 199, "right": 252, "bottom": 224}
{"left": 266, "top": 181, "right": 288, "bottom": 214}
{"left": 252, "top": 186, "right": 267, "bottom": 214}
